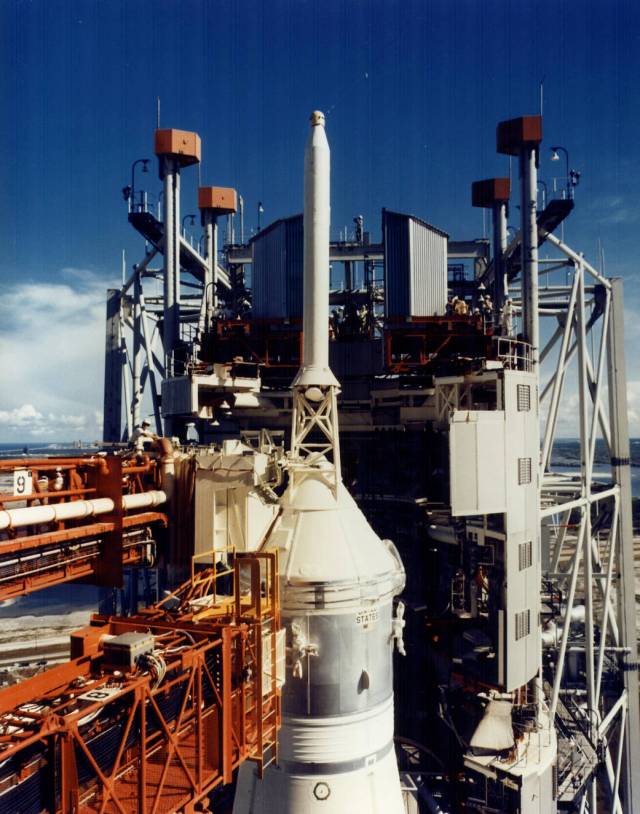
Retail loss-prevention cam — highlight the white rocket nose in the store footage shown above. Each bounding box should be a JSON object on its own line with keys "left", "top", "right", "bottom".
{"left": 293, "top": 110, "right": 339, "bottom": 389}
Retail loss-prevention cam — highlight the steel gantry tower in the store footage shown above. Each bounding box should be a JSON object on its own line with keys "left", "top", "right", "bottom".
{"left": 478, "top": 116, "right": 640, "bottom": 813}
{"left": 103, "top": 112, "right": 640, "bottom": 813}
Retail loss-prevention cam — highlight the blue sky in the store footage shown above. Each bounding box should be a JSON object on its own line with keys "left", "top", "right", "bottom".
{"left": 0, "top": 0, "right": 639, "bottom": 441}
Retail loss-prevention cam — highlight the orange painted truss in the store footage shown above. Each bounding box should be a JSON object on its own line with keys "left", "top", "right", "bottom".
{"left": 0, "top": 552, "right": 281, "bottom": 814}
{"left": 0, "top": 455, "right": 168, "bottom": 600}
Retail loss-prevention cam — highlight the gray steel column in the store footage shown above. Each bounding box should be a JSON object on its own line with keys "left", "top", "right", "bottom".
{"left": 174, "top": 168, "right": 181, "bottom": 309}
{"left": 131, "top": 270, "right": 142, "bottom": 430}
{"left": 607, "top": 277, "right": 640, "bottom": 813}
{"left": 102, "top": 289, "right": 123, "bottom": 442}
{"left": 162, "top": 156, "right": 180, "bottom": 373}
{"left": 203, "top": 209, "right": 217, "bottom": 327}
{"left": 520, "top": 146, "right": 539, "bottom": 370}
{"left": 345, "top": 260, "right": 354, "bottom": 290}
{"left": 491, "top": 200, "right": 508, "bottom": 310}
{"left": 577, "top": 266, "right": 598, "bottom": 812}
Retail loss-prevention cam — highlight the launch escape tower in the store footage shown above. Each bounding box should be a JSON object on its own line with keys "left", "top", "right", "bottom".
{"left": 103, "top": 112, "right": 639, "bottom": 813}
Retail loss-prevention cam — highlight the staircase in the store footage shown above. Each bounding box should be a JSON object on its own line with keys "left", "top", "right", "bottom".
{"left": 553, "top": 693, "right": 598, "bottom": 802}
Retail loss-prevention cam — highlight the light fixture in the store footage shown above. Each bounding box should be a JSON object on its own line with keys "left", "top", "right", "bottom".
{"left": 130, "top": 158, "right": 151, "bottom": 212}
{"left": 182, "top": 214, "right": 196, "bottom": 232}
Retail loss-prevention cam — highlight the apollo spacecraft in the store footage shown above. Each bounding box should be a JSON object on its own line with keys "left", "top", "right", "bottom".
{"left": 233, "top": 112, "right": 406, "bottom": 814}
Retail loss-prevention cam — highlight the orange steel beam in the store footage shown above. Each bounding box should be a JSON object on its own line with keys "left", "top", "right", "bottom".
{"left": 0, "top": 538, "right": 148, "bottom": 601}
{"left": 0, "top": 454, "right": 167, "bottom": 600}
{"left": 0, "top": 521, "right": 115, "bottom": 555}
{"left": 0, "top": 457, "right": 109, "bottom": 469}
{"left": 0, "top": 511, "right": 166, "bottom": 557}
{"left": 0, "top": 487, "right": 97, "bottom": 504}
{"left": 0, "top": 554, "right": 281, "bottom": 814}
{"left": 0, "top": 512, "right": 167, "bottom": 601}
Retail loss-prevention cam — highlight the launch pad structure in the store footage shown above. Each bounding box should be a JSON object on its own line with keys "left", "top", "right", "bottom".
{"left": 97, "top": 110, "right": 640, "bottom": 814}
{"left": 95, "top": 112, "right": 640, "bottom": 813}
{"left": 0, "top": 107, "right": 636, "bottom": 814}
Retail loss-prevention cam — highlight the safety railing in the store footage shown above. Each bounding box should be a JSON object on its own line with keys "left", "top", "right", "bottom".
{"left": 492, "top": 335, "right": 533, "bottom": 372}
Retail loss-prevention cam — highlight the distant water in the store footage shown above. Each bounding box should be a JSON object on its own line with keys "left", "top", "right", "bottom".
{"left": 0, "top": 442, "right": 99, "bottom": 458}
{"left": 551, "top": 438, "right": 640, "bottom": 498}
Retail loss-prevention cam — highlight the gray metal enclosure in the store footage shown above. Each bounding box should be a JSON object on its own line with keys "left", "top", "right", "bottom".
{"left": 251, "top": 215, "right": 304, "bottom": 320}
{"left": 383, "top": 209, "right": 448, "bottom": 319}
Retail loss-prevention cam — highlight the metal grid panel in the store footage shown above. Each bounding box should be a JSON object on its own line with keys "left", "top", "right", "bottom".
{"left": 515, "top": 609, "right": 531, "bottom": 641}
{"left": 518, "top": 540, "right": 533, "bottom": 570}
{"left": 518, "top": 457, "right": 532, "bottom": 484}
{"left": 517, "top": 383, "right": 531, "bottom": 411}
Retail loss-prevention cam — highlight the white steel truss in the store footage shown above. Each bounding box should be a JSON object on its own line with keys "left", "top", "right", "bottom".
{"left": 531, "top": 237, "right": 639, "bottom": 813}
{"left": 106, "top": 262, "right": 168, "bottom": 440}
{"left": 290, "top": 385, "right": 342, "bottom": 493}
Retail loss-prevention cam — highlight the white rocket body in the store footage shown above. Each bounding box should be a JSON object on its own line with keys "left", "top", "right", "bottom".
{"left": 233, "top": 113, "right": 405, "bottom": 814}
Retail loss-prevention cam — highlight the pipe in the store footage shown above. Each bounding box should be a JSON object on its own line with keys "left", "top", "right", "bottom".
{"left": 122, "top": 454, "right": 153, "bottom": 474}
{"left": 122, "top": 491, "right": 167, "bottom": 511}
{"left": 491, "top": 200, "right": 508, "bottom": 309}
{"left": 158, "top": 437, "right": 176, "bottom": 502}
{"left": 520, "top": 145, "right": 539, "bottom": 370}
{"left": 0, "top": 488, "right": 96, "bottom": 505}
{"left": 541, "top": 604, "right": 586, "bottom": 647}
{"left": 0, "top": 491, "right": 166, "bottom": 531}
{"left": 202, "top": 209, "right": 217, "bottom": 328}
{"left": 162, "top": 155, "right": 180, "bottom": 371}
{"left": 0, "top": 458, "right": 109, "bottom": 474}
{"left": 132, "top": 270, "right": 142, "bottom": 429}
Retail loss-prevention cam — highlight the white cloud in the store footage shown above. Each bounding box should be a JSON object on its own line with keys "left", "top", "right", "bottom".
{"left": 0, "top": 271, "right": 116, "bottom": 442}
{"left": 0, "top": 404, "right": 43, "bottom": 426}
{"left": 627, "top": 380, "right": 640, "bottom": 433}
{"left": 540, "top": 377, "right": 640, "bottom": 440}
{"left": 539, "top": 302, "right": 640, "bottom": 439}
{"left": 1, "top": 268, "right": 638, "bottom": 445}
{"left": 0, "top": 404, "right": 87, "bottom": 438}
{"left": 586, "top": 195, "right": 640, "bottom": 227}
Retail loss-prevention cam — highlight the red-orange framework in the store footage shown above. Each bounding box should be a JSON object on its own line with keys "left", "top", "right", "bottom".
{"left": 0, "top": 552, "right": 281, "bottom": 814}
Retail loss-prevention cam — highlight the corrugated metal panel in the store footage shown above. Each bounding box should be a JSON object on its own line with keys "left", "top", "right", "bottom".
{"left": 252, "top": 215, "right": 303, "bottom": 319}
{"left": 383, "top": 211, "right": 410, "bottom": 318}
{"left": 409, "top": 217, "right": 448, "bottom": 316}
{"left": 252, "top": 220, "right": 286, "bottom": 318}
{"left": 383, "top": 210, "right": 448, "bottom": 319}
{"left": 284, "top": 216, "right": 304, "bottom": 318}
